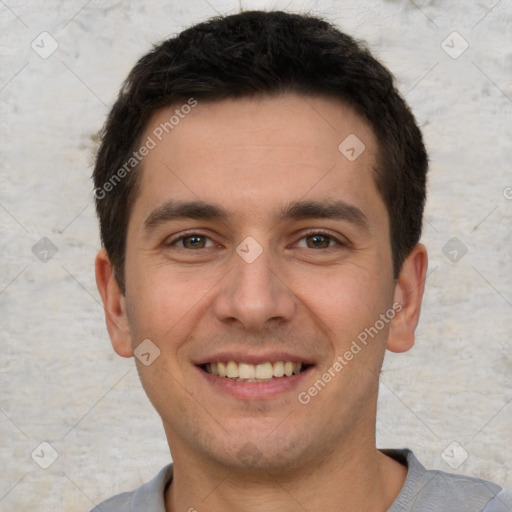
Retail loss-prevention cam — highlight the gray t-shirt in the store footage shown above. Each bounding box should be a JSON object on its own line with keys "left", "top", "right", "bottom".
{"left": 90, "top": 449, "right": 508, "bottom": 511}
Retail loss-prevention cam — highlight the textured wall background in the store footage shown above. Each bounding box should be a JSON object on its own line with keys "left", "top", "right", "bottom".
{"left": 0, "top": 0, "right": 511, "bottom": 510}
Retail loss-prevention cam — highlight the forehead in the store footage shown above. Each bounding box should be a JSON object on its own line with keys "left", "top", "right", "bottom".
{"left": 132, "top": 93, "right": 384, "bottom": 229}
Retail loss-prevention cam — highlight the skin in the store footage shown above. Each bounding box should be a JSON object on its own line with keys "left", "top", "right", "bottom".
{"left": 96, "top": 93, "right": 428, "bottom": 512}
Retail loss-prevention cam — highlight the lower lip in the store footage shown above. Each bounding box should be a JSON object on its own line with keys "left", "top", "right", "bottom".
{"left": 197, "top": 366, "right": 312, "bottom": 400}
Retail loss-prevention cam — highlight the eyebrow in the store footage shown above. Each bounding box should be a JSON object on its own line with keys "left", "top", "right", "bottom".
{"left": 143, "top": 199, "right": 370, "bottom": 234}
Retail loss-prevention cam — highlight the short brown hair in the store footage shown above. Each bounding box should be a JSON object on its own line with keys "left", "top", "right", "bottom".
{"left": 93, "top": 10, "right": 428, "bottom": 292}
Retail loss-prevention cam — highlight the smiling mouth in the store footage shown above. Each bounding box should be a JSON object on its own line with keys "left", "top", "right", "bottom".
{"left": 202, "top": 361, "right": 309, "bottom": 382}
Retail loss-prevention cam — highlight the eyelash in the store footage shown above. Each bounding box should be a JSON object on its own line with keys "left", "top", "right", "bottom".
{"left": 166, "top": 229, "right": 349, "bottom": 250}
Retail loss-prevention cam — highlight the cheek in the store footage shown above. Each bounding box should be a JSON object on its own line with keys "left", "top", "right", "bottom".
{"left": 125, "top": 259, "right": 218, "bottom": 347}
{"left": 293, "top": 262, "right": 393, "bottom": 349}
{"left": 124, "top": 256, "right": 173, "bottom": 342}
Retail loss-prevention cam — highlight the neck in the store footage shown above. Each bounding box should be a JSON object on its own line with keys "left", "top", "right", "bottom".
{"left": 165, "top": 434, "right": 407, "bottom": 512}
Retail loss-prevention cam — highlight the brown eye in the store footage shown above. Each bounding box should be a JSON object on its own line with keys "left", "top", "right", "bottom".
{"left": 295, "top": 231, "right": 344, "bottom": 250}
{"left": 168, "top": 234, "right": 215, "bottom": 249}
{"left": 305, "top": 234, "right": 332, "bottom": 249}
{"left": 182, "top": 235, "right": 207, "bottom": 249}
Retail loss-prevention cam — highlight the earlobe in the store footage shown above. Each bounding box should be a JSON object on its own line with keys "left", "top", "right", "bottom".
{"left": 95, "top": 248, "right": 134, "bottom": 358}
{"left": 386, "top": 243, "right": 428, "bottom": 353}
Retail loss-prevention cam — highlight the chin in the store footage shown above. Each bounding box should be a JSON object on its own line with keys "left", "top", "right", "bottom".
{"left": 202, "top": 431, "right": 314, "bottom": 474}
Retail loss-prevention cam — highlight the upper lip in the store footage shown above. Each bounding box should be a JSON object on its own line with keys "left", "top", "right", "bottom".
{"left": 194, "top": 351, "right": 315, "bottom": 366}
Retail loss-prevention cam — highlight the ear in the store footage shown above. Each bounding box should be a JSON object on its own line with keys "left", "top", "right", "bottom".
{"left": 386, "top": 243, "right": 428, "bottom": 353}
{"left": 95, "top": 248, "right": 134, "bottom": 358}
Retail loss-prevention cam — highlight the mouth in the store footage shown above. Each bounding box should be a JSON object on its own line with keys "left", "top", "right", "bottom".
{"left": 201, "top": 361, "right": 310, "bottom": 382}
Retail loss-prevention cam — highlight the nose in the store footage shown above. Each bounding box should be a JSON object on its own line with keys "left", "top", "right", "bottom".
{"left": 211, "top": 240, "right": 297, "bottom": 332}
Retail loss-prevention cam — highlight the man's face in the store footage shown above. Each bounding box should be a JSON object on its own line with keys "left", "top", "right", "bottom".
{"left": 120, "top": 93, "right": 398, "bottom": 470}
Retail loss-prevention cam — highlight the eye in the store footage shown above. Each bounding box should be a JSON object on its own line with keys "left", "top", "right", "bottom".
{"left": 295, "top": 230, "right": 347, "bottom": 249}
{"left": 165, "top": 230, "right": 348, "bottom": 251}
{"left": 167, "top": 233, "right": 216, "bottom": 249}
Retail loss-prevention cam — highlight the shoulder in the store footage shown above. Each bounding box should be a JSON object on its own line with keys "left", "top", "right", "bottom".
{"left": 90, "top": 491, "right": 133, "bottom": 512}
{"left": 89, "top": 463, "right": 174, "bottom": 512}
{"left": 482, "top": 490, "right": 512, "bottom": 512}
{"left": 384, "top": 449, "right": 503, "bottom": 512}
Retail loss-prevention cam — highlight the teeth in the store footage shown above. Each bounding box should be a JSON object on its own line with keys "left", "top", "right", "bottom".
{"left": 273, "top": 361, "right": 285, "bottom": 377}
{"left": 255, "top": 362, "right": 273, "bottom": 379}
{"left": 217, "top": 361, "right": 227, "bottom": 377}
{"left": 205, "top": 361, "right": 305, "bottom": 380}
{"left": 226, "top": 361, "right": 238, "bottom": 378}
{"left": 239, "top": 362, "right": 255, "bottom": 379}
